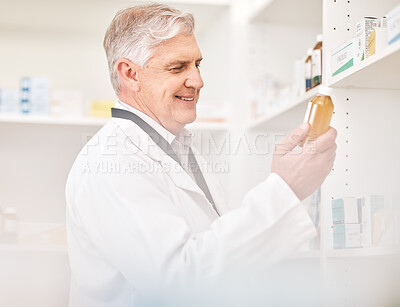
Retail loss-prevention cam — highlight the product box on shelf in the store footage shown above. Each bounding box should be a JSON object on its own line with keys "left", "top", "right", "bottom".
{"left": 196, "top": 103, "right": 229, "bottom": 122}
{"left": 355, "top": 17, "right": 378, "bottom": 63}
{"left": 332, "top": 197, "right": 361, "bottom": 224}
{"left": 0, "top": 89, "right": 19, "bottom": 114}
{"left": 333, "top": 224, "right": 363, "bottom": 249}
{"left": 354, "top": 195, "right": 400, "bottom": 248}
{"left": 387, "top": 4, "right": 400, "bottom": 45}
{"left": 90, "top": 100, "right": 115, "bottom": 117}
{"left": 331, "top": 39, "right": 355, "bottom": 77}
{"left": 51, "top": 90, "right": 84, "bottom": 117}
{"left": 20, "top": 77, "right": 51, "bottom": 115}
{"left": 368, "top": 27, "right": 388, "bottom": 56}
{"left": 293, "top": 57, "right": 306, "bottom": 97}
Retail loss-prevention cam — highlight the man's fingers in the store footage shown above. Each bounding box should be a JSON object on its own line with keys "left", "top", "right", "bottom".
{"left": 313, "top": 127, "right": 337, "bottom": 153}
{"left": 275, "top": 123, "right": 310, "bottom": 155}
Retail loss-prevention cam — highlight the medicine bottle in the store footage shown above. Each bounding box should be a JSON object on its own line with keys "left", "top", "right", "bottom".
{"left": 305, "top": 48, "right": 313, "bottom": 91}
{"left": 311, "top": 34, "right": 323, "bottom": 88}
{"left": 3, "top": 207, "right": 19, "bottom": 243}
{"left": 301, "top": 86, "right": 334, "bottom": 145}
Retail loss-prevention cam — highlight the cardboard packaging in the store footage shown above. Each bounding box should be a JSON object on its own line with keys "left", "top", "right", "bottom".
{"left": 355, "top": 17, "right": 378, "bottom": 63}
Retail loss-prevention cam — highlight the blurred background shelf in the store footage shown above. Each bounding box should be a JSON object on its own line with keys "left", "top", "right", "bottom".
{"left": 325, "top": 246, "right": 400, "bottom": 258}
{"left": 288, "top": 250, "right": 321, "bottom": 260}
{"left": 328, "top": 40, "right": 400, "bottom": 90}
{"left": 188, "top": 121, "right": 231, "bottom": 131}
{"left": 0, "top": 114, "right": 108, "bottom": 126}
{"left": 246, "top": 85, "right": 319, "bottom": 131}
{"left": 0, "top": 244, "right": 67, "bottom": 253}
{"left": 0, "top": 222, "right": 67, "bottom": 253}
{"left": 0, "top": 114, "right": 231, "bottom": 131}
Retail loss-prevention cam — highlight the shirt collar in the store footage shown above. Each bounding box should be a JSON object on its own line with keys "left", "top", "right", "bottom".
{"left": 115, "top": 99, "right": 193, "bottom": 146}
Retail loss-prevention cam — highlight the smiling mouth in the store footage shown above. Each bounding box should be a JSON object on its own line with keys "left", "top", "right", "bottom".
{"left": 175, "top": 96, "right": 194, "bottom": 101}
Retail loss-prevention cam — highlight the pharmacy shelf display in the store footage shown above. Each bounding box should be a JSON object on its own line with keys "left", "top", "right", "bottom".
{"left": 325, "top": 246, "right": 400, "bottom": 258}
{"left": 0, "top": 114, "right": 231, "bottom": 131}
{"left": 0, "top": 222, "right": 67, "bottom": 253}
{"left": 0, "top": 243, "right": 67, "bottom": 253}
{"left": 1, "top": 0, "right": 399, "bottom": 306}
{"left": 246, "top": 85, "right": 320, "bottom": 131}
{"left": 328, "top": 40, "right": 400, "bottom": 89}
{"left": 0, "top": 1, "right": 232, "bottom": 306}
{"left": 232, "top": 0, "right": 400, "bottom": 305}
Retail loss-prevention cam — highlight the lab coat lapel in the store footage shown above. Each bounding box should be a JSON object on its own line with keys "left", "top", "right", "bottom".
{"left": 115, "top": 119, "right": 213, "bottom": 200}
{"left": 190, "top": 147, "right": 231, "bottom": 215}
{"left": 148, "top": 142, "right": 222, "bottom": 220}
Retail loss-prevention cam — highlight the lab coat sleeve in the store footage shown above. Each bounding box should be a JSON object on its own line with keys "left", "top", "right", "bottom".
{"left": 73, "top": 158, "right": 316, "bottom": 294}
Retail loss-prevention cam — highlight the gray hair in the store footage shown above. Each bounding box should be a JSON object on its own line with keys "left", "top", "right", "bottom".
{"left": 103, "top": 3, "right": 195, "bottom": 95}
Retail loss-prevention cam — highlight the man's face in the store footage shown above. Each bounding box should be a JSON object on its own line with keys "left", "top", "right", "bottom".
{"left": 136, "top": 33, "right": 204, "bottom": 134}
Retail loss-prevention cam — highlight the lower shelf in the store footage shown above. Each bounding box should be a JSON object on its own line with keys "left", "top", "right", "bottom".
{"left": 0, "top": 222, "right": 67, "bottom": 253}
{"left": 325, "top": 246, "right": 400, "bottom": 258}
{"left": 0, "top": 243, "right": 67, "bottom": 253}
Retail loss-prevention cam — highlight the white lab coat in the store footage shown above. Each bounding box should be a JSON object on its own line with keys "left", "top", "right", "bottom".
{"left": 66, "top": 109, "right": 317, "bottom": 306}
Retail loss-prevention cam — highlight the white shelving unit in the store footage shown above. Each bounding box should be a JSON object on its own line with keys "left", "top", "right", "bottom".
{"left": 1, "top": 0, "right": 399, "bottom": 306}
{"left": 0, "top": 244, "right": 68, "bottom": 253}
{"left": 231, "top": 0, "right": 400, "bottom": 306}
{"left": 246, "top": 85, "right": 320, "bottom": 130}
{"left": 0, "top": 114, "right": 109, "bottom": 126}
{"left": 325, "top": 246, "right": 400, "bottom": 258}
{"left": 0, "top": 1, "right": 232, "bottom": 306}
{"left": 328, "top": 40, "right": 400, "bottom": 89}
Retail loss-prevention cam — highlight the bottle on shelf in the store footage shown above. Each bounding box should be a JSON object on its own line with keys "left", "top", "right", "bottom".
{"left": 311, "top": 34, "right": 323, "bottom": 88}
{"left": 301, "top": 86, "right": 334, "bottom": 145}
{"left": 305, "top": 48, "right": 313, "bottom": 91}
{"left": 2, "top": 207, "right": 19, "bottom": 244}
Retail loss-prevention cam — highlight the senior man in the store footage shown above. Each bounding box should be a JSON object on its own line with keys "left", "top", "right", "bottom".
{"left": 66, "top": 3, "right": 337, "bottom": 306}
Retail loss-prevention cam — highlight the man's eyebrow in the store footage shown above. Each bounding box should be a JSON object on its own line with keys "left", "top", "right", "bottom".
{"left": 165, "top": 58, "right": 203, "bottom": 67}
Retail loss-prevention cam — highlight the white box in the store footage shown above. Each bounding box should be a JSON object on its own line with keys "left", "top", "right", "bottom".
{"left": 333, "top": 224, "right": 363, "bottom": 249}
{"left": 51, "top": 90, "right": 84, "bottom": 117}
{"left": 331, "top": 39, "right": 355, "bottom": 77}
{"left": 355, "top": 17, "right": 378, "bottom": 63}
{"left": 20, "top": 77, "right": 51, "bottom": 115}
{"left": 196, "top": 102, "right": 229, "bottom": 122}
{"left": 0, "top": 89, "right": 20, "bottom": 114}
{"left": 332, "top": 197, "right": 360, "bottom": 224}
{"left": 360, "top": 195, "right": 385, "bottom": 247}
{"left": 387, "top": 4, "right": 400, "bottom": 45}
{"left": 368, "top": 27, "right": 388, "bottom": 56}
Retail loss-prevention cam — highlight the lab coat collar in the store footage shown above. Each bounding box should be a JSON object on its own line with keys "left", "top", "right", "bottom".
{"left": 111, "top": 101, "right": 215, "bottom": 210}
{"left": 116, "top": 99, "right": 194, "bottom": 148}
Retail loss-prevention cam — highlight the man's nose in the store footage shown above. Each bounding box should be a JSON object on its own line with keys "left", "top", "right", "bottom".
{"left": 185, "top": 66, "right": 204, "bottom": 89}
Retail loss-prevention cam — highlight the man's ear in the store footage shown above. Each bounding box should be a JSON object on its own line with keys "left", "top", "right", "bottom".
{"left": 116, "top": 58, "right": 140, "bottom": 92}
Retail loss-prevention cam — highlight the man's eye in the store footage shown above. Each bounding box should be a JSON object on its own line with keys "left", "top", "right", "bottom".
{"left": 196, "top": 64, "right": 201, "bottom": 69}
{"left": 171, "top": 67, "right": 183, "bottom": 71}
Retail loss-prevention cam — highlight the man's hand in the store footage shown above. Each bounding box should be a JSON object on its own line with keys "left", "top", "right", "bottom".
{"left": 271, "top": 123, "right": 337, "bottom": 201}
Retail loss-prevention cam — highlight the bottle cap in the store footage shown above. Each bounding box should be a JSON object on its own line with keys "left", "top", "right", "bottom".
{"left": 318, "top": 85, "right": 333, "bottom": 96}
{"left": 316, "top": 34, "right": 323, "bottom": 42}
{"left": 306, "top": 48, "right": 313, "bottom": 56}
